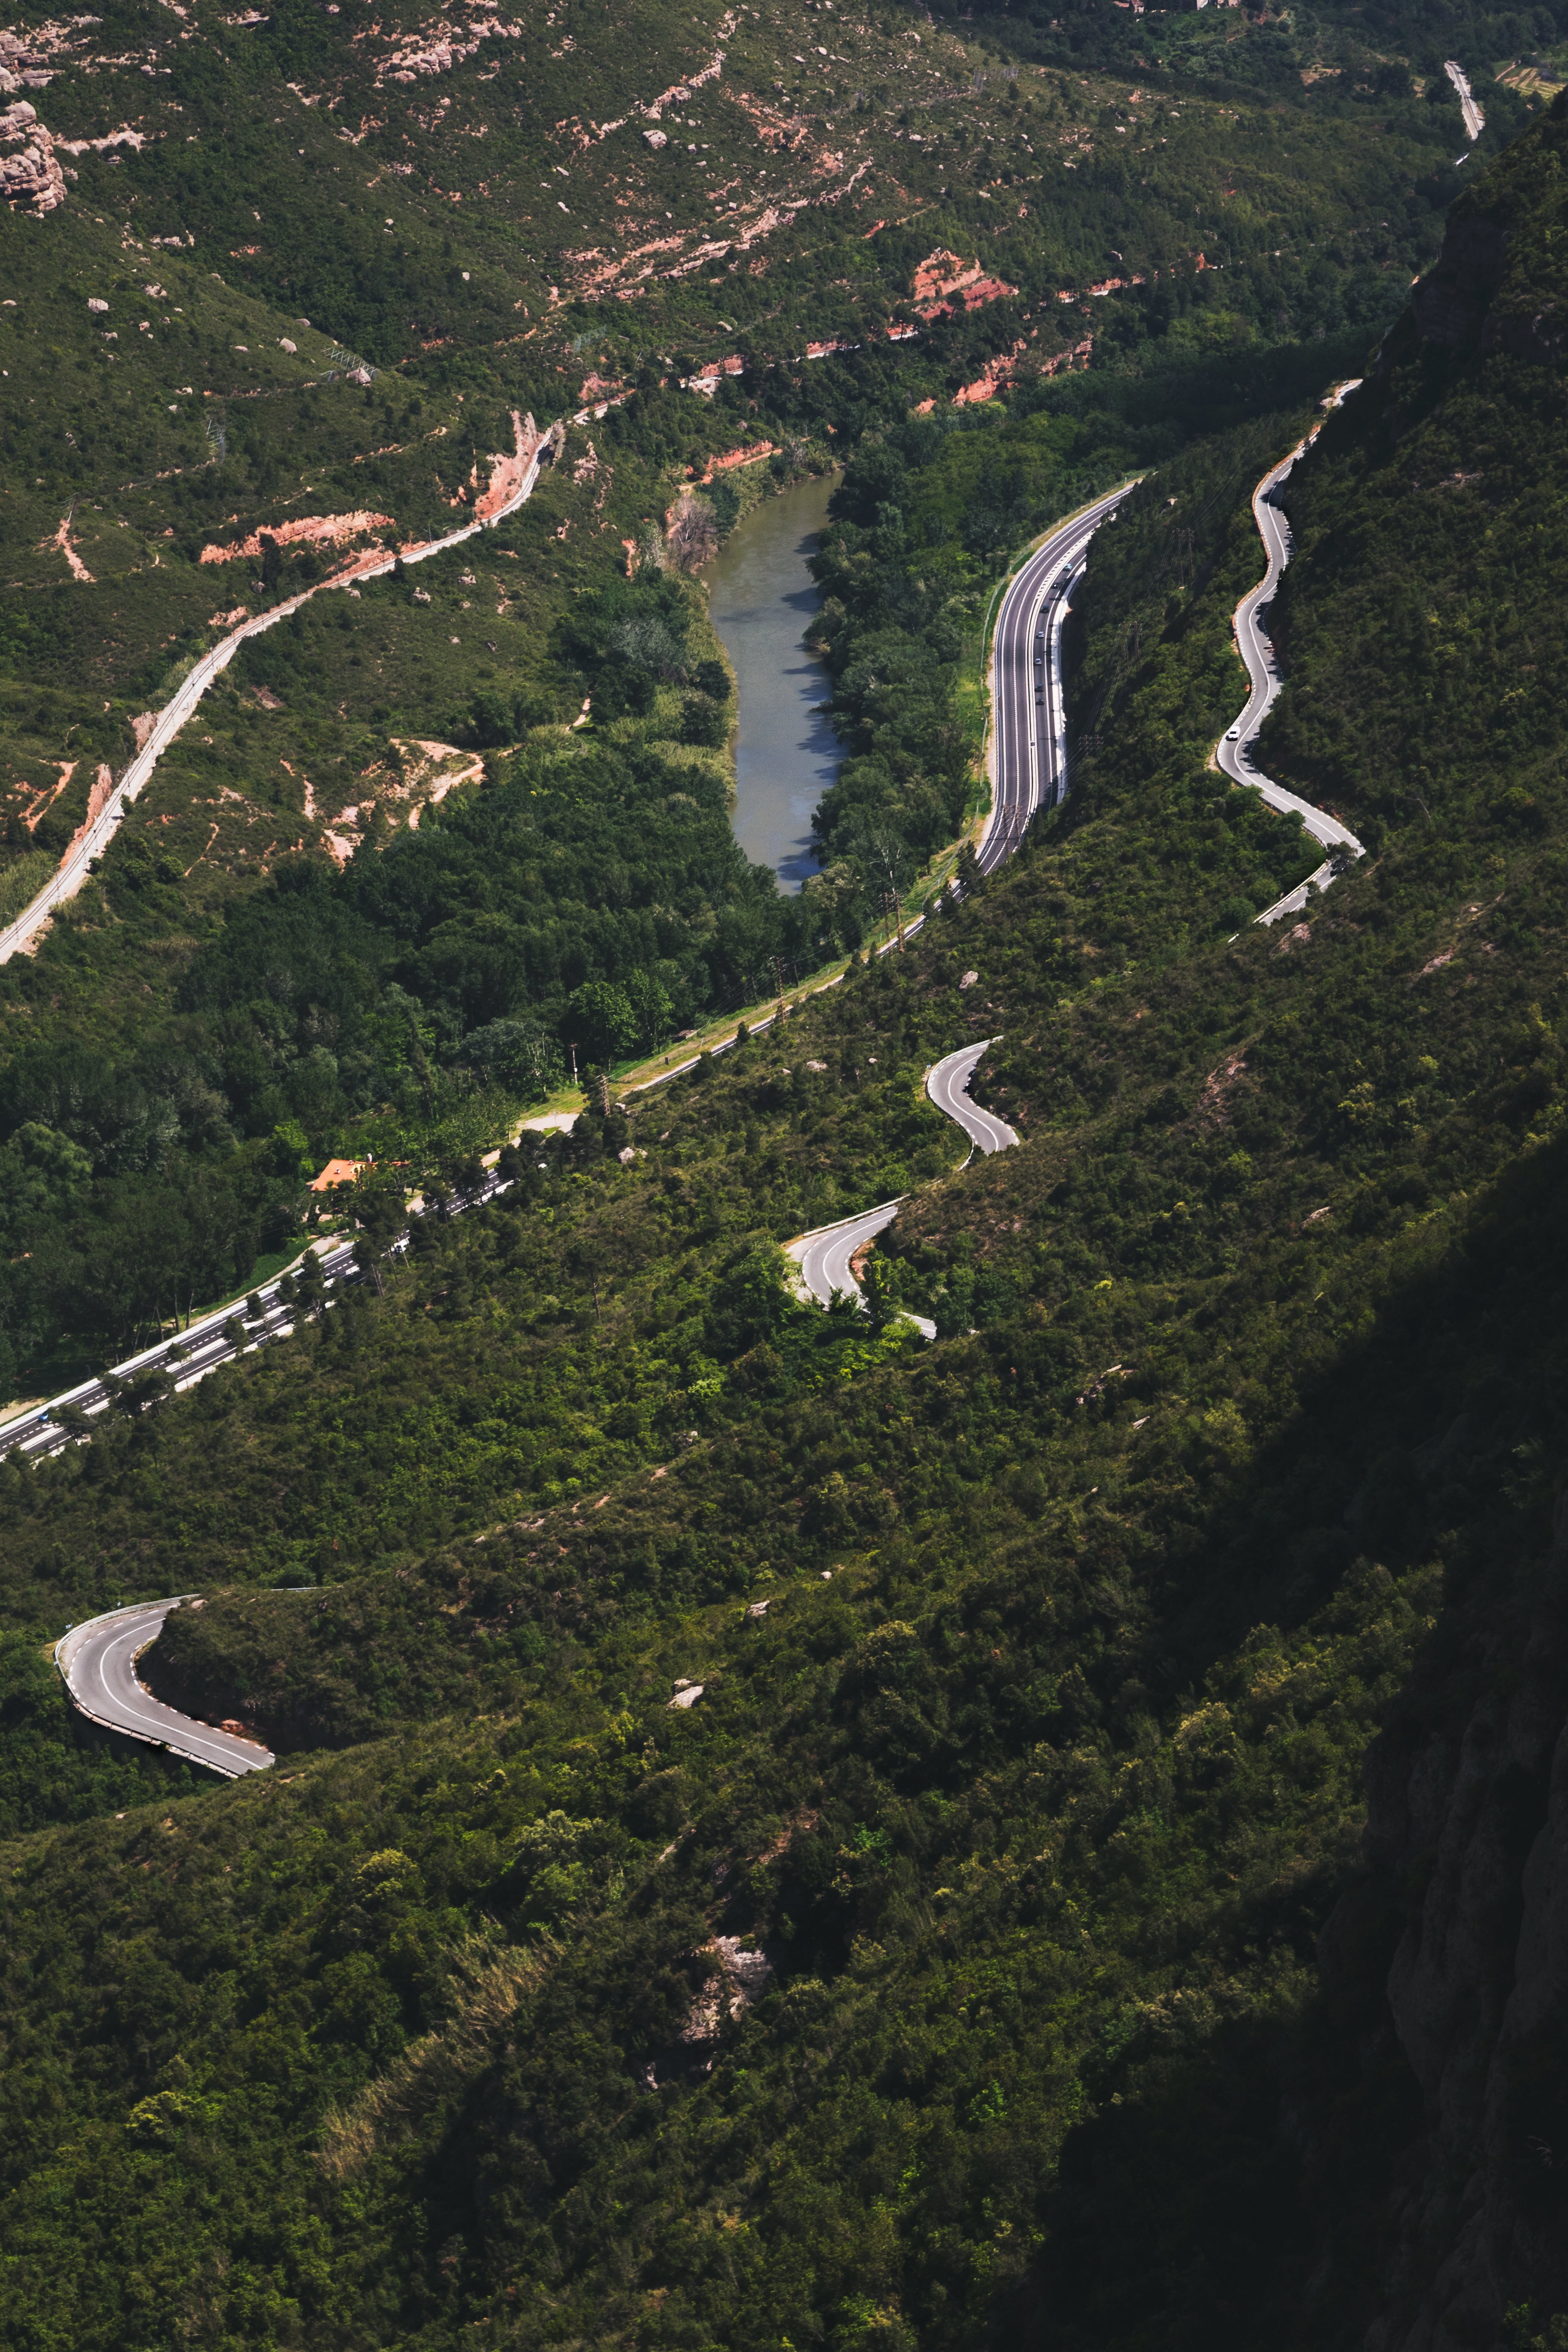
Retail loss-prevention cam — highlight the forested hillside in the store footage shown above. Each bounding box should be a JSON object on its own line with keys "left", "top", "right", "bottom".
{"left": 4, "top": 9, "right": 1568, "bottom": 2352}
{"left": 0, "top": 0, "right": 1529, "bottom": 1399}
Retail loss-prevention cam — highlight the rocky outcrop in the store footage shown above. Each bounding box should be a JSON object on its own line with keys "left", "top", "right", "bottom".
{"left": 1332, "top": 1492, "right": 1568, "bottom": 2350}
{"left": 0, "top": 100, "right": 65, "bottom": 214}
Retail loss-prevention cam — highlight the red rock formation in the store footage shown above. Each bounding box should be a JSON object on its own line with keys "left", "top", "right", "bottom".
{"left": 912, "top": 248, "right": 1018, "bottom": 319}
{"left": 199, "top": 512, "right": 397, "bottom": 565}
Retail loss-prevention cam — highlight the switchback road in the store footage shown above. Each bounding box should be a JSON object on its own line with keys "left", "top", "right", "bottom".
{"left": 1219, "top": 404, "right": 1365, "bottom": 924}
{"left": 787, "top": 1041, "right": 1016, "bottom": 1325}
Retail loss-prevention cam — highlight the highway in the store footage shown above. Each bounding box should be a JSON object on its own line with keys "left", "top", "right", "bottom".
{"left": 980, "top": 486, "right": 1129, "bottom": 875}
{"left": 37, "top": 448, "right": 1338, "bottom": 1769}
{"left": 56, "top": 1599, "right": 274, "bottom": 1777}
{"left": 787, "top": 1041, "right": 1016, "bottom": 1328}
{"left": 0, "top": 1138, "right": 532, "bottom": 1469}
{"left": 0, "top": 413, "right": 559, "bottom": 967}
{"left": 1445, "top": 59, "right": 1485, "bottom": 148}
{"left": 1218, "top": 406, "right": 1366, "bottom": 924}
{"left": 0, "top": 1230, "right": 360, "bottom": 1467}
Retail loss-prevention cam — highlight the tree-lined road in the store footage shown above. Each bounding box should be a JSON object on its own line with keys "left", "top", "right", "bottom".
{"left": 0, "top": 1143, "right": 528, "bottom": 1468}
{"left": 0, "top": 1230, "right": 360, "bottom": 1466}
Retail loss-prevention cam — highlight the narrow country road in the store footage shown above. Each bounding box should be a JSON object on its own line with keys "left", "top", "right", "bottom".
{"left": 1219, "top": 398, "right": 1366, "bottom": 924}
{"left": 0, "top": 412, "right": 559, "bottom": 966}
{"left": 56, "top": 1600, "right": 274, "bottom": 1777}
{"left": 788, "top": 1041, "right": 1017, "bottom": 1325}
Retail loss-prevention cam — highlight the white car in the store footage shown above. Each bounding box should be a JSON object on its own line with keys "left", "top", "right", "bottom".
{"left": 1226, "top": 726, "right": 1241, "bottom": 740}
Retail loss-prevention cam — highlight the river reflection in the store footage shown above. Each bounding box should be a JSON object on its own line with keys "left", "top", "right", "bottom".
{"left": 705, "top": 472, "right": 839, "bottom": 895}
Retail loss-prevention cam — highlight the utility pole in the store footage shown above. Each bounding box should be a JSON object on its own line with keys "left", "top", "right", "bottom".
{"left": 567, "top": 1040, "right": 579, "bottom": 1087}
{"left": 771, "top": 957, "right": 786, "bottom": 1025}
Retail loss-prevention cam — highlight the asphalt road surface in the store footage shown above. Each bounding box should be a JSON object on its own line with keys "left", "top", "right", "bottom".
{"left": 788, "top": 1043, "right": 1017, "bottom": 1327}
{"left": 56, "top": 1599, "right": 274, "bottom": 1777}
{"left": 791, "top": 1199, "right": 907, "bottom": 1312}
{"left": 981, "top": 486, "right": 1128, "bottom": 875}
{"left": 1218, "top": 423, "right": 1365, "bottom": 924}
{"left": 0, "top": 1145, "right": 529, "bottom": 1470}
{"left": 925, "top": 1038, "right": 1019, "bottom": 1157}
{"left": 1445, "top": 58, "right": 1485, "bottom": 145}
{"left": 0, "top": 1231, "right": 361, "bottom": 1468}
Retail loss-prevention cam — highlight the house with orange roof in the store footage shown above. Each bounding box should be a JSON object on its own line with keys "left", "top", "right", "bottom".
{"left": 309, "top": 1158, "right": 365, "bottom": 1193}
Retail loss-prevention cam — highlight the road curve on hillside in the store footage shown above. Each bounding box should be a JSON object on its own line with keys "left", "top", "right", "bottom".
{"left": 788, "top": 1042, "right": 1016, "bottom": 1324}
{"left": 56, "top": 1599, "right": 274, "bottom": 1777}
{"left": 793, "top": 1199, "right": 907, "bottom": 1312}
{"left": 926, "top": 1037, "right": 1018, "bottom": 1156}
{"left": 1220, "top": 398, "right": 1366, "bottom": 926}
{"left": 0, "top": 414, "right": 561, "bottom": 967}
{"left": 982, "top": 485, "right": 1129, "bottom": 874}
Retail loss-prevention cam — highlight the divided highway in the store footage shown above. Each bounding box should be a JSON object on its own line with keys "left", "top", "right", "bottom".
{"left": 981, "top": 487, "right": 1128, "bottom": 874}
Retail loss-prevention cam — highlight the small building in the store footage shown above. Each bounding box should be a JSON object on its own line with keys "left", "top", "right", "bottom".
{"left": 309, "top": 1158, "right": 365, "bottom": 1193}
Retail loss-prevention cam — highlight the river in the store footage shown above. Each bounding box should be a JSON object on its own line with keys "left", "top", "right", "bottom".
{"left": 706, "top": 472, "right": 838, "bottom": 894}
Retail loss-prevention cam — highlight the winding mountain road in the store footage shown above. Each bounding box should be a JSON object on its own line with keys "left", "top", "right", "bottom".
{"left": 787, "top": 1040, "right": 1017, "bottom": 1327}
{"left": 0, "top": 413, "right": 558, "bottom": 966}
{"left": 56, "top": 1600, "right": 274, "bottom": 1778}
{"left": 1219, "top": 400, "right": 1365, "bottom": 924}
{"left": 42, "top": 430, "right": 1365, "bottom": 1772}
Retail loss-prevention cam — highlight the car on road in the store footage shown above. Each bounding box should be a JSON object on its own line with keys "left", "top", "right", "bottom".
{"left": 1226, "top": 726, "right": 1241, "bottom": 740}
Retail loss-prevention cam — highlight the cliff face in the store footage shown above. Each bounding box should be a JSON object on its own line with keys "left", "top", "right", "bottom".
{"left": 1326, "top": 1500, "right": 1568, "bottom": 2350}
{"left": 1408, "top": 92, "right": 1568, "bottom": 363}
